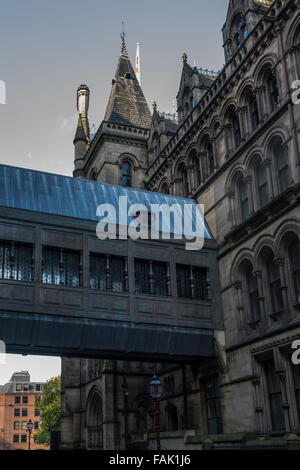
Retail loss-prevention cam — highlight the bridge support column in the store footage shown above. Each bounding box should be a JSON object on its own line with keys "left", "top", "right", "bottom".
{"left": 60, "top": 358, "right": 84, "bottom": 450}
{"left": 102, "top": 360, "right": 119, "bottom": 450}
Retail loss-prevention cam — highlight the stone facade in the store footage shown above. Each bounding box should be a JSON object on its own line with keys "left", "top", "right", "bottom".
{"left": 61, "top": 0, "right": 300, "bottom": 450}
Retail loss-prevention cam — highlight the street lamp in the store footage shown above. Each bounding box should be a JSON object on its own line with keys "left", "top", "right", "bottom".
{"left": 26, "top": 419, "right": 33, "bottom": 451}
{"left": 149, "top": 375, "right": 162, "bottom": 451}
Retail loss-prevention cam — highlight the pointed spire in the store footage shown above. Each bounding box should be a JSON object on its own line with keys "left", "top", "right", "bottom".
{"left": 104, "top": 37, "right": 152, "bottom": 129}
{"left": 120, "top": 21, "right": 128, "bottom": 57}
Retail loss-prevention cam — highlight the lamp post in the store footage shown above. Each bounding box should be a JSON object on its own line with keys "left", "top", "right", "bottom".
{"left": 26, "top": 419, "right": 33, "bottom": 451}
{"left": 149, "top": 375, "right": 162, "bottom": 451}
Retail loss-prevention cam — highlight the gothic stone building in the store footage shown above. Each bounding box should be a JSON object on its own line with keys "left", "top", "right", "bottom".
{"left": 61, "top": 0, "right": 300, "bottom": 449}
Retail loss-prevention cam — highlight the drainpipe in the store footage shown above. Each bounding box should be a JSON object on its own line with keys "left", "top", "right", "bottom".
{"left": 277, "top": 24, "right": 300, "bottom": 182}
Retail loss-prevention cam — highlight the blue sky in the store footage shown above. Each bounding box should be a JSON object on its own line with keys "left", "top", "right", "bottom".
{"left": 0, "top": 0, "right": 229, "bottom": 384}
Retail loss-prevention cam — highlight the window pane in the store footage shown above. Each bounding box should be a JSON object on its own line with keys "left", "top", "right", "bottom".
{"left": 239, "top": 181, "right": 249, "bottom": 220}
{"left": 277, "top": 146, "right": 290, "bottom": 191}
{"left": 176, "top": 265, "right": 191, "bottom": 298}
{"left": 293, "top": 365, "right": 300, "bottom": 421}
{"left": 42, "top": 248, "right": 60, "bottom": 285}
{"left": 0, "top": 242, "right": 10, "bottom": 279}
{"left": 153, "top": 263, "right": 167, "bottom": 296}
{"left": 257, "top": 165, "right": 268, "bottom": 207}
{"left": 267, "top": 259, "right": 283, "bottom": 313}
{"left": 110, "top": 257, "right": 124, "bottom": 293}
{"left": 13, "top": 245, "right": 33, "bottom": 281}
{"left": 265, "top": 360, "right": 285, "bottom": 431}
{"left": 90, "top": 254, "right": 106, "bottom": 291}
{"left": 204, "top": 377, "right": 223, "bottom": 434}
{"left": 247, "top": 269, "right": 261, "bottom": 322}
{"left": 135, "top": 260, "right": 150, "bottom": 294}
{"left": 194, "top": 267, "right": 211, "bottom": 301}
{"left": 64, "top": 251, "right": 80, "bottom": 287}
{"left": 291, "top": 241, "right": 300, "bottom": 303}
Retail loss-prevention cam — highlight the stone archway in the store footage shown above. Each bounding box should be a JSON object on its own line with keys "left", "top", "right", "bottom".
{"left": 86, "top": 387, "right": 103, "bottom": 450}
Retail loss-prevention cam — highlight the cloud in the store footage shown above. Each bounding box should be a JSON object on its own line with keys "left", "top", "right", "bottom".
{"left": 57, "top": 113, "right": 77, "bottom": 133}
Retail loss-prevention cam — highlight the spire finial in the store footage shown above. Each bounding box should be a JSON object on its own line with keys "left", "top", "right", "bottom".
{"left": 152, "top": 101, "right": 157, "bottom": 111}
{"left": 120, "top": 21, "right": 128, "bottom": 57}
{"left": 182, "top": 53, "right": 188, "bottom": 64}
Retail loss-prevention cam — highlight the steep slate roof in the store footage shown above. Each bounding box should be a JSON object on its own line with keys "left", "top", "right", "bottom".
{"left": 104, "top": 44, "right": 152, "bottom": 129}
{"left": 0, "top": 163, "right": 213, "bottom": 239}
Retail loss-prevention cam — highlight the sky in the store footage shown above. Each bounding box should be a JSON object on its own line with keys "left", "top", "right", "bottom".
{"left": 0, "top": 0, "right": 229, "bottom": 384}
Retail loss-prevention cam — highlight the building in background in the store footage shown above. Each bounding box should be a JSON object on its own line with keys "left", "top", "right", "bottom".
{"left": 0, "top": 371, "right": 48, "bottom": 450}
{"left": 60, "top": 0, "right": 300, "bottom": 450}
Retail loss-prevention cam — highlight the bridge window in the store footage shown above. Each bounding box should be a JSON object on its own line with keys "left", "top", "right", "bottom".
{"left": 42, "top": 247, "right": 81, "bottom": 287}
{"left": 135, "top": 260, "right": 170, "bottom": 296}
{"left": 176, "top": 265, "right": 211, "bottom": 300}
{"left": 89, "top": 254, "right": 126, "bottom": 292}
{"left": 0, "top": 241, "right": 33, "bottom": 282}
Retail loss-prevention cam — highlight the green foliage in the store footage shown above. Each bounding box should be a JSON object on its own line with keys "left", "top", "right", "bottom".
{"left": 34, "top": 376, "right": 61, "bottom": 447}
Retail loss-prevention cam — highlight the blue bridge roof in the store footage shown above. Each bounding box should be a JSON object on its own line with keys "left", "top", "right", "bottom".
{"left": 0, "top": 164, "right": 213, "bottom": 239}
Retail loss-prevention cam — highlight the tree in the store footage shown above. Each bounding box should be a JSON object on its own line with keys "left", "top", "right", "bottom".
{"left": 34, "top": 376, "right": 61, "bottom": 447}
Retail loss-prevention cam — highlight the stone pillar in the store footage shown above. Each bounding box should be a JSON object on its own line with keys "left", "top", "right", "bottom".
{"left": 60, "top": 358, "right": 83, "bottom": 450}
{"left": 102, "top": 361, "right": 117, "bottom": 450}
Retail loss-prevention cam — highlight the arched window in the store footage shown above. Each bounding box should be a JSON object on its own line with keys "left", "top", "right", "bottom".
{"left": 122, "top": 160, "right": 132, "bottom": 187}
{"left": 266, "top": 68, "right": 279, "bottom": 112}
{"left": 86, "top": 389, "right": 103, "bottom": 450}
{"left": 239, "top": 180, "right": 249, "bottom": 221}
{"left": 267, "top": 255, "right": 283, "bottom": 314}
{"left": 249, "top": 93, "right": 259, "bottom": 130}
{"left": 276, "top": 143, "right": 290, "bottom": 192}
{"left": 256, "top": 162, "right": 269, "bottom": 207}
{"left": 247, "top": 266, "right": 261, "bottom": 323}
{"left": 290, "top": 240, "right": 300, "bottom": 304}
{"left": 234, "top": 16, "right": 248, "bottom": 50}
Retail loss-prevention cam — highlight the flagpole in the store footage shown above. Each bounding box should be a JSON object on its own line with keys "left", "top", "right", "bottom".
{"left": 136, "top": 42, "right": 141, "bottom": 85}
